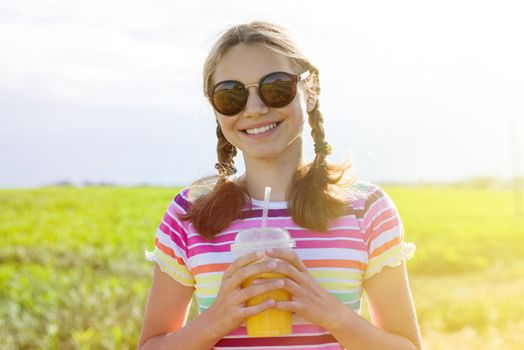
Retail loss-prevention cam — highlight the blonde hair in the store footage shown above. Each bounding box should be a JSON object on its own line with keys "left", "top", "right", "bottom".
{"left": 181, "top": 21, "right": 355, "bottom": 238}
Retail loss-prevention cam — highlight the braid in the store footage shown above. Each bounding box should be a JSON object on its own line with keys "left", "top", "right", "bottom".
{"left": 286, "top": 101, "right": 348, "bottom": 232}
{"left": 308, "top": 102, "right": 332, "bottom": 169}
{"left": 179, "top": 121, "right": 248, "bottom": 239}
{"left": 216, "top": 121, "right": 237, "bottom": 182}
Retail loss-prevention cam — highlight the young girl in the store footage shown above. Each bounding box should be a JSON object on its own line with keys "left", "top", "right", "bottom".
{"left": 138, "top": 21, "right": 423, "bottom": 350}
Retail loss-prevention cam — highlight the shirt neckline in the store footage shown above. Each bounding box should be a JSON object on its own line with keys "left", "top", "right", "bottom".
{"left": 250, "top": 197, "right": 288, "bottom": 209}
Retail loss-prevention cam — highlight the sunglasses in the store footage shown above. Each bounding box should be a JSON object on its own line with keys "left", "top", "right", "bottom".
{"left": 207, "top": 70, "right": 311, "bottom": 116}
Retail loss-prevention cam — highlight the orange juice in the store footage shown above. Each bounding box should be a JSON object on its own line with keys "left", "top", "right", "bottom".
{"left": 230, "top": 224, "right": 296, "bottom": 337}
{"left": 242, "top": 272, "right": 292, "bottom": 337}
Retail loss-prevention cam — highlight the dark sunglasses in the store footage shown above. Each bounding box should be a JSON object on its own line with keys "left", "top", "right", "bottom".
{"left": 206, "top": 70, "right": 311, "bottom": 116}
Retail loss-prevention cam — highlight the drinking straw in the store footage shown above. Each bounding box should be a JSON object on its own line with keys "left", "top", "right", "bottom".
{"left": 261, "top": 186, "right": 271, "bottom": 237}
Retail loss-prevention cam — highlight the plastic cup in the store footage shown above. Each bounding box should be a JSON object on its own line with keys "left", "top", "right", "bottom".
{"left": 230, "top": 227, "right": 295, "bottom": 337}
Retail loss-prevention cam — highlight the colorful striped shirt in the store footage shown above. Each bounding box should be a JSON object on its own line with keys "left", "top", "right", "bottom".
{"left": 145, "top": 180, "right": 416, "bottom": 349}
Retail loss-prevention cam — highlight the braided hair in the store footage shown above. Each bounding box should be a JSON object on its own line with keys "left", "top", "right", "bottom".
{"left": 215, "top": 121, "right": 238, "bottom": 182}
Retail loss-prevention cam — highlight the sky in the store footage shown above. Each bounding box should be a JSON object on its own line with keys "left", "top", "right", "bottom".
{"left": 1, "top": 0, "right": 523, "bottom": 188}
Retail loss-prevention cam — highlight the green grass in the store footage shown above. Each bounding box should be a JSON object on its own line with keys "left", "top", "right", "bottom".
{"left": 1, "top": 186, "right": 523, "bottom": 349}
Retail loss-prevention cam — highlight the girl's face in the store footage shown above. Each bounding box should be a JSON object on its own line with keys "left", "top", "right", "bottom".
{"left": 212, "top": 43, "right": 313, "bottom": 163}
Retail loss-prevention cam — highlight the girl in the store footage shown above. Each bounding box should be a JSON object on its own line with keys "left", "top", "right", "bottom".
{"left": 138, "top": 21, "right": 423, "bottom": 350}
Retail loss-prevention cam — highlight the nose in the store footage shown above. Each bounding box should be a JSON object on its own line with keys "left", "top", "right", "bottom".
{"left": 243, "top": 86, "right": 269, "bottom": 117}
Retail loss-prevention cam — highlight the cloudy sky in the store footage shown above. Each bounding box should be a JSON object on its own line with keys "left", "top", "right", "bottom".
{"left": 1, "top": 0, "right": 523, "bottom": 188}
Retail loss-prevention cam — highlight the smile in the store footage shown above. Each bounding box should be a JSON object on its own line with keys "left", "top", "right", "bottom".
{"left": 242, "top": 121, "right": 282, "bottom": 136}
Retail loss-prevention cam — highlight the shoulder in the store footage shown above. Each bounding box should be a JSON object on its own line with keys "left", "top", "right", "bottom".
{"left": 339, "top": 180, "right": 401, "bottom": 228}
{"left": 163, "top": 187, "right": 192, "bottom": 217}
{"left": 169, "top": 175, "right": 234, "bottom": 216}
{"left": 340, "top": 179, "right": 387, "bottom": 206}
{"left": 182, "top": 176, "right": 224, "bottom": 203}
{"left": 169, "top": 175, "right": 220, "bottom": 209}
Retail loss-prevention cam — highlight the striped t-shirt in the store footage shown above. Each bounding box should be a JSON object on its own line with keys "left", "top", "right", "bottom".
{"left": 145, "top": 180, "right": 416, "bottom": 349}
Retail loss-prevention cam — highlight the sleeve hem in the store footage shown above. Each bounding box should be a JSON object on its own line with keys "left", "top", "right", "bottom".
{"left": 145, "top": 249, "right": 196, "bottom": 287}
{"left": 363, "top": 241, "right": 416, "bottom": 280}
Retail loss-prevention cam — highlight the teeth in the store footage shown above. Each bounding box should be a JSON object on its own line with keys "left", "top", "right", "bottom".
{"left": 245, "top": 122, "right": 278, "bottom": 135}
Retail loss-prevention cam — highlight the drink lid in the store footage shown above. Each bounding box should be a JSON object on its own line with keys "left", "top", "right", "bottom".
{"left": 230, "top": 227, "right": 295, "bottom": 255}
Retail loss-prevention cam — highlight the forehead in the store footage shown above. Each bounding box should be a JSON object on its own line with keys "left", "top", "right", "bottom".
{"left": 213, "top": 43, "right": 295, "bottom": 83}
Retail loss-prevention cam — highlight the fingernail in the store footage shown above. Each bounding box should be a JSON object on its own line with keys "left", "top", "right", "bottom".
{"left": 266, "top": 248, "right": 274, "bottom": 254}
{"left": 275, "top": 280, "right": 284, "bottom": 288}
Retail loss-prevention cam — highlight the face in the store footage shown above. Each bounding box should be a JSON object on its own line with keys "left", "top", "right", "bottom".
{"left": 211, "top": 43, "right": 314, "bottom": 162}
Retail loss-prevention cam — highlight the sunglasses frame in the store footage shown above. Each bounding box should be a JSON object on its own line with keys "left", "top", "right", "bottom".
{"left": 206, "top": 70, "right": 311, "bottom": 116}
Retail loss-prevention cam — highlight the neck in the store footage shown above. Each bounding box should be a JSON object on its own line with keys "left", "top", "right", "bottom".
{"left": 237, "top": 141, "right": 305, "bottom": 202}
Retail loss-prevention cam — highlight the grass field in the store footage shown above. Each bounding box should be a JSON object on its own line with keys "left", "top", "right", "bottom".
{"left": 1, "top": 185, "right": 523, "bottom": 349}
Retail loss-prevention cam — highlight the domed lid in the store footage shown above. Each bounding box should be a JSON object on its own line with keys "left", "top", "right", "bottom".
{"left": 230, "top": 227, "right": 295, "bottom": 255}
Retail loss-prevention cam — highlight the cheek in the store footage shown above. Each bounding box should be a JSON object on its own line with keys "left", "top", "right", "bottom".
{"left": 217, "top": 118, "right": 242, "bottom": 146}
{"left": 217, "top": 117, "right": 233, "bottom": 131}
{"left": 289, "top": 97, "right": 309, "bottom": 123}
{"left": 294, "top": 89, "right": 310, "bottom": 114}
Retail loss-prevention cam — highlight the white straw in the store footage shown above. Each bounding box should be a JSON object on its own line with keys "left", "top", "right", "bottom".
{"left": 261, "top": 186, "right": 271, "bottom": 237}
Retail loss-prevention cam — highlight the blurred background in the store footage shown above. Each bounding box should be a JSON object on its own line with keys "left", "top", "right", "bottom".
{"left": 1, "top": 0, "right": 523, "bottom": 349}
{"left": 1, "top": 0, "right": 523, "bottom": 187}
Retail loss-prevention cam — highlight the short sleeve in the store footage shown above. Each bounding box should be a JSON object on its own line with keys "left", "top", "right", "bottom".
{"left": 363, "top": 186, "right": 416, "bottom": 280}
{"left": 145, "top": 191, "right": 195, "bottom": 287}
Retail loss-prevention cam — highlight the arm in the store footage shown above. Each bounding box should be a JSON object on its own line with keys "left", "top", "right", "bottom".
{"left": 329, "top": 261, "right": 424, "bottom": 350}
{"left": 137, "top": 264, "right": 222, "bottom": 350}
{"left": 138, "top": 251, "right": 285, "bottom": 350}
{"left": 265, "top": 248, "right": 423, "bottom": 350}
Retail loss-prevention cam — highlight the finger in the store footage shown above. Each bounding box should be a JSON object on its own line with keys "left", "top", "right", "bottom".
{"left": 270, "top": 260, "right": 305, "bottom": 284}
{"left": 273, "top": 300, "right": 301, "bottom": 313}
{"left": 241, "top": 298, "right": 275, "bottom": 319}
{"left": 229, "top": 259, "right": 278, "bottom": 289}
{"left": 223, "top": 250, "right": 265, "bottom": 280}
{"left": 265, "top": 248, "right": 307, "bottom": 272}
{"left": 278, "top": 278, "right": 302, "bottom": 296}
{"left": 239, "top": 279, "right": 285, "bottom": 303}
{"left": 251, "top": 277, "right": 281, "bottom": 285}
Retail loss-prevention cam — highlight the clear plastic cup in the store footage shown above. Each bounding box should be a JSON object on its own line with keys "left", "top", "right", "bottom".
{"left": 230, "top": 227, "right": 295, "bottom": 337}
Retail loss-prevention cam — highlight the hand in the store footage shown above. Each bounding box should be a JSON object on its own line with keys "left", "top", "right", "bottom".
{"left": 203, "top": 250, "right": 284, "bottom": 338}
{"left": 260, "top": 248, "right": 346, "bottom": 331}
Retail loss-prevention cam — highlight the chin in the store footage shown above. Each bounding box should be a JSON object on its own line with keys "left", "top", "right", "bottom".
{"left": 243, "top": 149, "right": 283, "bottom": 161}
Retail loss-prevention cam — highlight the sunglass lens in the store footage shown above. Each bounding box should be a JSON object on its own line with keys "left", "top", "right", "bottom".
{"left": 260, "top": 73, "right": 295, "bottom": 108}
{"left": 212, "top": 81, "right": 247, "bottom": 116}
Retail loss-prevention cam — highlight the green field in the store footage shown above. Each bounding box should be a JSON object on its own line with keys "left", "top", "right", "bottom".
{"left": 1, "top": 186, "right": 523, "bottom": 349}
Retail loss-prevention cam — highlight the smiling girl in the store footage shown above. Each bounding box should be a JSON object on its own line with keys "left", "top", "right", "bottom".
{"left": 138, "top": 21, "right": 423, "bottom": 350}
